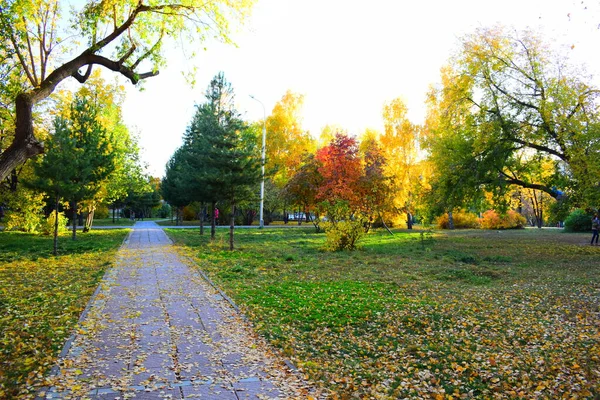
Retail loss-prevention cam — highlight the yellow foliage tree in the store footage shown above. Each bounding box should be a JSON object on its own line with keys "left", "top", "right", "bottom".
{"left": 264, "top": 90, "right": 315, "bottom": 187}
{"left": 380, "top": 98, "right": 425, "bottom": 228}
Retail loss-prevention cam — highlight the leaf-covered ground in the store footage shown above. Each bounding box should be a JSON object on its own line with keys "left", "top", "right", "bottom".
{"left": 0, "top": 229, "right": 129, "bottom": 399}
{"left": 168, "top": 228, "right": 600, "bottom": 399}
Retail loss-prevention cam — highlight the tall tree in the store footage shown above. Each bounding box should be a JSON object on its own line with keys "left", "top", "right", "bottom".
{"left": 284, "top": 153, "right": 323, "bottom": 231}
{"left": 28, "top": 95, "right": 116, "bottom": 251}
{"left": 263, "top": 90, "right": 315, "bottom": 186}
{"left": 357, "top": 135, "right": 393, "bottom": 232}
{"left": 185, "top": 73, "right": 261, "bottom": 249}
{"left": 316, "top": 133, "right": 362, "bottom": 209}
{"left": 0, "top": 0, "right": 255, "bottom": 180}
{"left": 162, "top": 146, "right": 193, "bottom": 226}
{"left": 426, "top": 26, "right": 600, "bottom": 210}
{"left": 380, "top": 98, "right": 423, "bottom": 228}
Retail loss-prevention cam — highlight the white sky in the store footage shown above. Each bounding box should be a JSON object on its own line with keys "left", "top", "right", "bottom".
{"left": 120, "top": 0, "right": 600, "bottom": 177}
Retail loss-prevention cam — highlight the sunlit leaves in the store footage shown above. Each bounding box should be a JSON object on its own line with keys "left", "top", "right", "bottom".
{"left": 0, "top": 229, "right": 128, "bottom": 398}
{"left": 170, "top": 227, "right": 600, "bottom": 399}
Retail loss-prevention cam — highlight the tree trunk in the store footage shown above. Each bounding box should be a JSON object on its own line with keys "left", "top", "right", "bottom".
{"left": 448, "top": 210, "right": 455, "bottom": 230}
{"left": 229, "top": 201, "right": 235, "bottom": 251}
{"left": 199, "top": 203, "right": 204, "bottom": 235}
{"left": 211, "top": 201, "right": 216, "bottom": 240}
{"left": 407, "top": 212, "right": 413, "bottom": 229}
{"left": 381, "top": 214, "right": 394, "bottom": 236}
{"left": 0, "top": 94, "right": 44, "bottom": 181}
{"left": 53, "top": 196, "right": 60, "bottom": 256}
{"left": 71, "top": 201, "right": 77, "bottom": 240}
{"left": 84, "top": 203, "right": 96, "bottom": 232}
{"left": 9, "top": 168, "right": 18, "bottom": 192}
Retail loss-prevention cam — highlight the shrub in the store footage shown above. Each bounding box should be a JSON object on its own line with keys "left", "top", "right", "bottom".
{"left": 41, "top": 211, "right": 69, "bottom": 235}
{"left": 479, "top": 210, "right": 526, "bottom": 230}
{"left": 322, "top": 219, "right": 364, "bottom": 251}
{"left": 155, "top": 203, "right": 171, "bottom": 218}
{"left": 4, "top": 189, "right": 45, "bottom": 233}
{"left": 94, "top": 205, "right": 109, "bottom": 219}
{"left": 436, "top": 211, "right": 480, "bottom": 229}
{"left": 182, "top": 205, "right": 197, "bottom": 221}
{"left": 564, "top": 209, "right": 592, "bottom": 232}
{"left": 320, "top": 200, "right": 365, "bottom": 251}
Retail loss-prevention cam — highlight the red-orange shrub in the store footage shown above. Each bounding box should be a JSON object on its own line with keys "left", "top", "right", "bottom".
{"left": 479, "top": 210, "right": 526, "bottom": 229}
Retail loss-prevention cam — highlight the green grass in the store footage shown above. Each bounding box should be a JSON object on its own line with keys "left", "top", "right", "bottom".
{"left": 167, "top": 227, "right": 600, "bottom": 399}
{"left": 0, "top": 229, "right": 129, "bottom": 399}
{"left": 90, "top": 218, "right": 136, "bottom": 226}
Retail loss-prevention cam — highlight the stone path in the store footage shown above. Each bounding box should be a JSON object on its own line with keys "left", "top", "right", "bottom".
{"left": 43, "top": 221, "right": 317, "bottom": 399}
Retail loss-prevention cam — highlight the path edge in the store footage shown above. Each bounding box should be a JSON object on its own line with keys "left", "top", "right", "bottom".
{"left": 179, "top": 254, "right": 300, "bottom": 374}
{"left": 35, "top": 229, "right": 133, "bottom": 400}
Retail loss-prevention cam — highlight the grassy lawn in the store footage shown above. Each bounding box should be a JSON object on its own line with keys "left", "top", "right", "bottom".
{"left": 90, "top": 218, "right": 136, "bottom": 226}
{"left": 0, "top": 229, "right": 129, "bottom": 399}
{"left": 167, "top": 227, "right": 600, "bottom": 399}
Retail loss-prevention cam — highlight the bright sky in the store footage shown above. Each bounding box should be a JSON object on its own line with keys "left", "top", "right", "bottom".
{"left": 121, "top": 0, "right": 600, "bottom": 177}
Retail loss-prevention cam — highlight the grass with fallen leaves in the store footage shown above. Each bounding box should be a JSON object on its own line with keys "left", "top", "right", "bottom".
{"left": 168, "top": 227, "right": 600, "bottom": 399}
{"left": 0, "top": 229, "right": 129, "bottom": 398}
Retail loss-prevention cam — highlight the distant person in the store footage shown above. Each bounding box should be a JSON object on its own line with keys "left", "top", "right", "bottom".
{"left": 592, "top": 214, "right": 599, "bottom": 245}
{"left": 214, "top": 208, "right": 219, "bottom": 225}
{"left": 283, "top": 213, "right": 289, "bottom": 224}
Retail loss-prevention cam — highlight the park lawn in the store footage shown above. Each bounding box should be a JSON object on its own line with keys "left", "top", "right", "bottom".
{"left": 167, "top": 227, "right": 600, "bottom": 399}
{"left": 90, "top": 218, "right": 135, "bottom": 226}
{"left": 0, "top": 229, "right": 129, "bottom": 399}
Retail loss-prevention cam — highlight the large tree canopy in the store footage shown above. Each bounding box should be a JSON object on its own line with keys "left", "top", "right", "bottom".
{"left": 0, "top": 0, "right": 254, "bottom": 180}
{"left": 426, "top": 26, "right": 600, "bottom": 209}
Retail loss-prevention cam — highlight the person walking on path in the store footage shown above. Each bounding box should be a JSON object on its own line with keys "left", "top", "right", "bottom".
{"left": 42, "top": 221, "right": 319, "bottom": 399}
{"left": 592, "top": 214, "right": 599, "bottom": 245}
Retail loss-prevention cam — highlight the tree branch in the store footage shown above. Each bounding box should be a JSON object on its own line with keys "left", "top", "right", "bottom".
{"left": 72, "top": 64, "right": 94, "bottom": 83}
{"left": 497, "top": 171, "right": 558, "bottom": 198}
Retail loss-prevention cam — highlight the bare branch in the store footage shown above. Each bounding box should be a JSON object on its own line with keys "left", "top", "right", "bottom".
{"left": 23, "top": 16, "right": 39, "bottom": 86}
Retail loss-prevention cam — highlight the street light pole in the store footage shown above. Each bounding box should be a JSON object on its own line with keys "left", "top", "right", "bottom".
{"left": 250, "top": 95, "right": 266, "bottom": 228}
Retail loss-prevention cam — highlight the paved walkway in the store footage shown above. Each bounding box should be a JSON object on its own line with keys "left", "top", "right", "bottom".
{"left": 43, "top": 221, "right": 316, "bottom": 399}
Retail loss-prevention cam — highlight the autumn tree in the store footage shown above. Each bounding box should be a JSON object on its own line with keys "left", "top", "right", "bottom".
{"left": 314, "top": 133, "right": 368, "bottom": 250}
{"left": 380, "top": 98, "right": 424, "bottom": 229}
{"left": 263, "top": 90, "right": 315, "bottom": 186}
{"left": 0, "top": 0, "right": 255, "bottom": 180}
{"left": 357, "top": 133, "right": 393, "bottom": 232}
{"left": 316, "top": 133, "right": 362, "bottom": 208}
{"left": 284, "top": 153, "right": 323, "bottom": 231}
{"left": 425, "top": 26, "right": 600, "bottom": 214}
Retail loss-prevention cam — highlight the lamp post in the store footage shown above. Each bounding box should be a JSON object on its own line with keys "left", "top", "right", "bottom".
{"left": 249, "top": 95, "right": 266, "bottom": 228}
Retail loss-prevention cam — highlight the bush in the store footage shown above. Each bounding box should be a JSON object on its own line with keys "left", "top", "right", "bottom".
{"left": 4, "top": 189, "right": 45, "bottom": 233}
{"left": 479, "top": 210, "right": 526, "bottom": 230}
{"left": 41, "top": 211, "right": 69, "bottom": 235}
{"left": 564, "top": 209, "right": 592, "bottom": 232}
{"left": 322, "top": 219, "right": 364, "bottom": 251}
{"left": 182, "top": 205, "right": 197, "bottom": 221}
{"left": 94, "top": 204, "right": 109, "bottom": 219}
{"left": 436, "top": 211, "right": 480, "bottom": 229}
{"left": 155, "top": 203, "right": 171, "bottom": 218}
{"left": 320, "top": 201, "right": 365, "bottom": 251}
